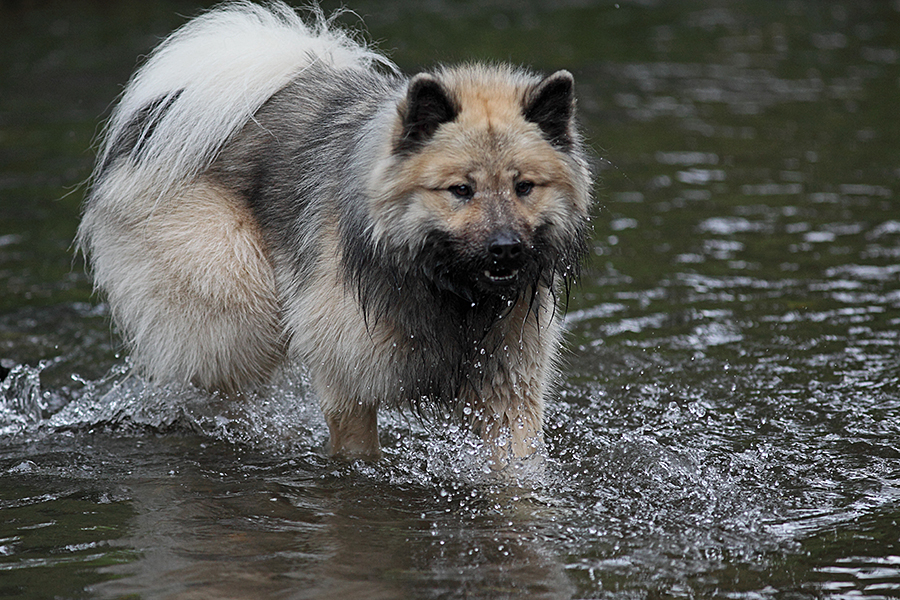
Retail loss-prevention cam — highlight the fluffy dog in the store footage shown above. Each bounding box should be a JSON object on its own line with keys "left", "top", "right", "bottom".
{"left": 77, "top": 1, "right": 592, "bottom": 465}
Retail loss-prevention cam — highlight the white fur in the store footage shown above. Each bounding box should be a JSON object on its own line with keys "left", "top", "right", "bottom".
{"left": 95, "top": 1, "right": 395, "bottom": 199}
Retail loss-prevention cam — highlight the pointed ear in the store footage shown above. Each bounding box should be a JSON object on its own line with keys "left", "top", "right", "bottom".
{"left": 396, "top": 74, "right": 458, "bottom": 154}
{"left": 524, "top": 70, "right": 576, "bottom": 150}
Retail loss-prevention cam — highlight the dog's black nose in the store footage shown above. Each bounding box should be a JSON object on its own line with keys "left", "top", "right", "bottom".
{"left": 487, "top": 231, "right": 523, "bottom": 264}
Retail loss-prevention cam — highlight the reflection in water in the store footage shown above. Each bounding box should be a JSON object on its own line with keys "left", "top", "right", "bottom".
{"left": 2, "top": 0, "right": 900, "bottom": 598}
{"left": 29, "top": 427, "right": 576, "bottom": 600}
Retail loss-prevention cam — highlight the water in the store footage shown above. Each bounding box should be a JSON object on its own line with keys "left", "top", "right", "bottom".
{"left": 2, "top": 0, "right": 899, "bottom": 598}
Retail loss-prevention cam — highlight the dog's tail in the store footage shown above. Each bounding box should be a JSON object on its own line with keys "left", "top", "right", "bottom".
{"left": 95, "top": 0, "right": 394, "bottom": 193}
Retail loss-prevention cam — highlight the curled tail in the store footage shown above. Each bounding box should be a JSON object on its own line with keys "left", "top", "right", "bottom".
{"left": 96, "top": 1, "right": 394, "bottom": 192}
{"left": 79, "top": 2, "right": 393, "bottom": 392}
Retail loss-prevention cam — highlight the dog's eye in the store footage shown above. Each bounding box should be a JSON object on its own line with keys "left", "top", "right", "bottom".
{"left": 514, "top": 180, "right": 534, "bottom": 197}
{"left": 448, "top": 184, "right": 474, "bottom": 200}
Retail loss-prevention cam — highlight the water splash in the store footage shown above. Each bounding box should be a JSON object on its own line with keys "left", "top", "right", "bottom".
{"left": 0, "top": 357, "right": 539, "bottom": 492}
{"left": 0, "top": 361, "right": 51, "bottom": 435}
{"left": 0, "top": 357, "right": 326, "bottom": 455}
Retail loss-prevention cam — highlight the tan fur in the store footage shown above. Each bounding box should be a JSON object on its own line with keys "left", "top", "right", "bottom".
{"left": 464, "top": 289, "right": 561, "bottom": 466}
{"left": 370, "top": 67, "right": 589, "bottom": 261}
{"left": 280, "top": 223, "right": 388, "bottom": 458}
{"left": 273, "top": 69, "right": 583, "bottom": 462}
{"left": 79, "top": 173, "right": 282, "bottom": 393}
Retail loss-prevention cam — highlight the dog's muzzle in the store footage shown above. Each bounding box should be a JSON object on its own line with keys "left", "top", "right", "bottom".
{"left": 484, "top": 231, "right": 526, "bottom": 286}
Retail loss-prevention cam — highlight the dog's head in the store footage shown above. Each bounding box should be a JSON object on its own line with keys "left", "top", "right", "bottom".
{"left": 368, "top": 64, "right": 592, "bottom": 305}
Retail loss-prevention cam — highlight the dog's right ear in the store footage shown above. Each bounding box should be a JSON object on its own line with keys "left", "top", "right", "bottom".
{"left": 524, "top": 70, "right": 576, "bottom": 151}
{"left": 396, "top": 74, "right": 458, "bottom": 154}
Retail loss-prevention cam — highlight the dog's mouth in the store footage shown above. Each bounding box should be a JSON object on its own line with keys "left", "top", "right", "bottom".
{"left": 483, "top": 265, "right": 519, "bottom": 285}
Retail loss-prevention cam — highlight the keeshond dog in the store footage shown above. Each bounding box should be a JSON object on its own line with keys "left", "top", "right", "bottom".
{"left": 77, "top": 1, "right": 592, "bottom": 466}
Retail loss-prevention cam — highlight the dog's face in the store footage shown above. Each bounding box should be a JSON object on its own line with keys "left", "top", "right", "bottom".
{"left": 370, "top": 65, "right": 591, "bottom": 303}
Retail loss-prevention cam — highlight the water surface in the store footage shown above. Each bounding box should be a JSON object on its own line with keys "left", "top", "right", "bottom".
{"left": 1, "top": 1, "right": 899, "bottom": 598}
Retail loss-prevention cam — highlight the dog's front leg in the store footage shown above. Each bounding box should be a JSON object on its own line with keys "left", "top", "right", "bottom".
{"left": 472, "top": 396, "right": 545, "bottom": 469}
{"left": 322, "top": 400, "right": 381, "bottom": 461}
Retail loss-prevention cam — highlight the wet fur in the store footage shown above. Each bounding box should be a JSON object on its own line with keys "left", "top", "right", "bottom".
{"left": 77, "top": 2, "right": 592, "bottom": 465}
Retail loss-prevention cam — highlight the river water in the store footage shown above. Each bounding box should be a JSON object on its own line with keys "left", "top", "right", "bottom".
{"left": 1, "top": 1, "right": 898, "bottom": 598}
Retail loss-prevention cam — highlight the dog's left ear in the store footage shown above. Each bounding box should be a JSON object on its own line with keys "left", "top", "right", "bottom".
{"left": 524, "top": 70, "right": 576, "bottom": 150}
{"left": 397, "top": 74, "right": 458, "bottom": 154}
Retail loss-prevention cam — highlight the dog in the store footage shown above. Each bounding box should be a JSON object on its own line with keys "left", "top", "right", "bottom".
{"left": 77, "top": 1, "right": 592, "bottom": 466}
